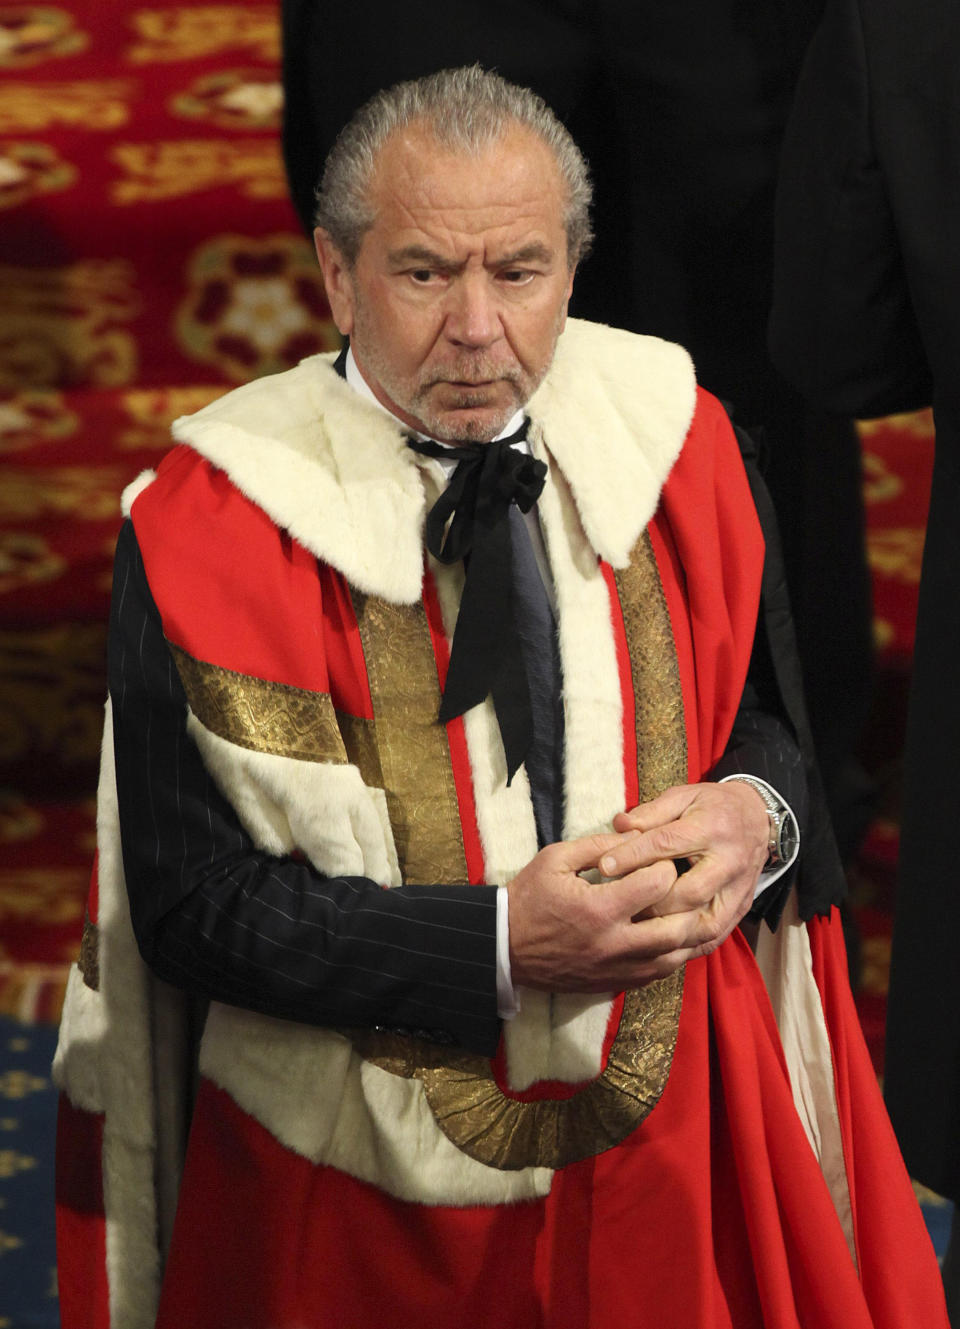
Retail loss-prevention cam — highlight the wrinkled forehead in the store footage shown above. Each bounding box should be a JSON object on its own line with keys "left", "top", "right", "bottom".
{"left": 365, "top": 120, "right": 569, "bottom": 236}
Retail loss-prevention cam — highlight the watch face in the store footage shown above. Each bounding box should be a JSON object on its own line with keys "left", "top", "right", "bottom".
{"left": 776, "top": 811, "right": 799, "bottom": 865}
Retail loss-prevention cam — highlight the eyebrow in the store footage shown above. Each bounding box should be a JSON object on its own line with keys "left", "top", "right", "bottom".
{"left": 386, "top": 242, "right": 557, "bottom": 270}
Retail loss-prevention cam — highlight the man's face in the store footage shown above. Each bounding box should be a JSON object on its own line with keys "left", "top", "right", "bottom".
{"left": 315, "top": 121, "right": 576, "bottom": 442}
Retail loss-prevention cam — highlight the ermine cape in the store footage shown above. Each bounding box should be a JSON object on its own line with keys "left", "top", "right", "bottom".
{"left": 54, "top": 320, "right": 946, "bottom": 1328}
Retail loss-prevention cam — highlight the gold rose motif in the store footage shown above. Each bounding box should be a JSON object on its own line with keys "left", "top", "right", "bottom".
{"left": 0, "top": 260, "right": 139, "bottom": 389}
{"left": 0, "top": 963, "right": 71, "bottom": 1021}
{"left": 126, "top": 6, "right": 279, "bottom": 63}
{"left": 0, "top": 794, "right": 44, "bottom": 843}
{"left": 170, "top": 68, "right": 283, "bottom": 131}
{"left": 0, "top": 623, "right": 108, "bottom": 767}
{"left": 0, "top": 79, "right": 132, "bottom": 131}
{"left": 0, "top": 466, "right": 128, "bottom": 521}
{"left": 867, "top": 528, "right": 926, "bottom": 584}
{"left": 0, "top": 7, "right": 87, "bottom": 69}
{"left": 117, "top": 385, "right": 227, "bottom": 450}
{"left": 111, "top": 138, "right": 286, "bottom": 203}
{"left": 857, "top": 409, "right": 935, "bottom": 442}
{"left": 0, "top": 868, "right": 86, "bottom": 926}
{"left": 860, "top": 935, "right": 891, "bottom": 998}
{"left": 861, "top": 451, "right": 905, "bottom": 505}
{"left": 872, "top": 618, "right": 894, "bottom": 651}
{"left": 0, "top": 141, "right": 75, "bottom": 208}
{"left": 0, "top": 532, "right": 65, "bottom": 593}
{"left": 0, "top": 389, "right": 77, "bottom": 453}
{"left": 176, "top": 234, "right": 338, "bottom": 381}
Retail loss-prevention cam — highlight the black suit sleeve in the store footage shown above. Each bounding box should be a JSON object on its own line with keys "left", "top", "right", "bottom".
{"left": 714, "top": 418, "right": 846, "bottom": 924}
{"left": 109, "top": 520, "right": 501, "bottom": 1055}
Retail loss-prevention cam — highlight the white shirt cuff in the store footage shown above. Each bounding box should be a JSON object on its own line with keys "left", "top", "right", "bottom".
{"left": 718, "top": 773, "right": 800, "bottom": 899}
{"left": 495, "top": 885, "right": 521, "bottom": 1019}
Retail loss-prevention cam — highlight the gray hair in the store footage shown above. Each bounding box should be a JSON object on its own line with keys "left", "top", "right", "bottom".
{"left": 314, "top": 65, "right": 593, "bottom": 268}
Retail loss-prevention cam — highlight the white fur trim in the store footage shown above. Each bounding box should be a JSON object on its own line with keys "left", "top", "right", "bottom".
{"left": 527, "top": 320, "right": 697, "bottom": 568}
{"left": 186, "top": 712, "right": 401, "bottom": 885}
{"left": 120, "top": 469, "right": 156, "bottom": 518}
{"left": 169, "top": 321, "right": 696, "bottom": 600}
{"left": 422, "top": 445, "right": 628, "bottom": 1090}
{"left": 53, "top": 705, "right": 164, "bottom": 1328}
{"left": 172, "top": 356, "right": 428, "bottom": 604}
{"left": 199, "top": 1002, "right": 553, "bottom": 1205}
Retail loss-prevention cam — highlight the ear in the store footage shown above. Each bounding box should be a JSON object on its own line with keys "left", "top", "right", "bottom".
{"left": 314, "top": 228, "right": 356, "bottom": 337}
{"left": 558, "top": 263, "right": 577, "bottom": 333}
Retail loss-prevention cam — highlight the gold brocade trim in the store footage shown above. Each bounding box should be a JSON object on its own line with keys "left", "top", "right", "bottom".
{"left": 78, "top": 914, "right": 99, "bottom": 992}
{"left": 354, "top": 971, "right": 684, "bottom": 1170}
{"left": 349, "top": 534, "right": 691, "bottom": 1170}
{"left": 169, "top": 645, "right": 347, "bottom": 764}
{"left": 349, "top": 590, "right": 469, "bottom": 885}
{"left": 615, "top": 531, "right": 689, "bottom": 799}
{"left": 335, "top": 711, "right": 383, "bottom": 790}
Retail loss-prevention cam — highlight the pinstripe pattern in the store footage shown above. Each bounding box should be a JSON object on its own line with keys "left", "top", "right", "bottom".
{"left": 109, "top": 521, "right": 501, "bottom": 1054}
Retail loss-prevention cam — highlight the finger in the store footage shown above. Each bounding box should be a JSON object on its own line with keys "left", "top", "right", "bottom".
{"left": 556, "top": 830, "right": 639, "bottom": 875}
{"left": 625, "top": 893, "right": 741, "bottom": 958}
{"left": 632, "top": 856, "right": 753, "bottom": 919}
{"left": 599, "top": 858, "right": 679, "bottom": 917}
{"left": 612, "top": 785, "right": 700, "bottom": 833}
{"left": 599, "top": 820, "right": 708, "bottom": 878}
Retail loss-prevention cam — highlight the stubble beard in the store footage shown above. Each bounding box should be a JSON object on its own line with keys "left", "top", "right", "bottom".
{"left": 409, "top": 358, "right": 531, "bottom": 442}
{"left": 351, "top": 305, "right": 565, "bottom": 442}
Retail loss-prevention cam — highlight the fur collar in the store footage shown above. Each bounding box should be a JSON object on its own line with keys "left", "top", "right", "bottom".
{"left": 171, "top": 318, "right": 696, "bottom": 603}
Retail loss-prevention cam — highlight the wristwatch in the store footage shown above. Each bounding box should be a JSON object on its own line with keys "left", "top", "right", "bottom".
{"left": 723, "top": 775, "right": 799, "bottom": 873}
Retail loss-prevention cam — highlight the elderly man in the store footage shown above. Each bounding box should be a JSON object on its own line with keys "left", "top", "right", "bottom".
{"left": 54, "top": 67, "right": 945, "bottom": 1329}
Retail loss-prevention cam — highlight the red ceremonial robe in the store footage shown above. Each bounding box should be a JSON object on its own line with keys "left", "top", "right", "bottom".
{"left": 52, "top": 322, "right": 947, "bottom": 1329}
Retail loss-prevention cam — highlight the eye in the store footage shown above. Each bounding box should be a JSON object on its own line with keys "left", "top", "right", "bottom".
{"left": 408, "top": 268, "right": 450, "bottom": 286}
{"left": 499, "top": 268, "right": 536, "bottom": 286}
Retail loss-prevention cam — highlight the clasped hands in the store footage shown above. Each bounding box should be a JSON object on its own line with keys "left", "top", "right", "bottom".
{"left": 507, "top": 781, "right": 771, "bottom": 992}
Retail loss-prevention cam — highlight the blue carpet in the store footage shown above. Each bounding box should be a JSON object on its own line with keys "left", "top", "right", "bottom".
{"left": 0, "top": 1016, "right": 59, "bottom": 1329}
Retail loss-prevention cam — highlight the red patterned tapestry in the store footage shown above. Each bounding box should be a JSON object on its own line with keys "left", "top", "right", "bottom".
{"left": 0, "top": 0, "right": 339, "bottom": 1025}
{"left": 0, "top": 4, "right": 943, "bottom": 1319}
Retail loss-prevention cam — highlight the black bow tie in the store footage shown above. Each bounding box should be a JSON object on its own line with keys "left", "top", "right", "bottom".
{"left": 408, "top": 425, "right": 547, "bottom": 783}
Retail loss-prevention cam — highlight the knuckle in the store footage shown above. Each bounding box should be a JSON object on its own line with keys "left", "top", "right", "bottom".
{"left": 697, "top": 909, "right": 727, "bottom": 948}
{"left": 648, "top": 828, "right": 675, "bottom": 857}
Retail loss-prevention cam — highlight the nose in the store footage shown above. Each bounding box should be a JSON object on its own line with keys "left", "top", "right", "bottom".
{"left": 444, "top": 273, "right": 502, "bottom": 349}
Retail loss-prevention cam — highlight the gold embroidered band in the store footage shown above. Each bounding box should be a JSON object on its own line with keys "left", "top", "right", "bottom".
{"left": 170, "top": 644, "right": 348, "bottom": 764}
{"left": 354, "top": 971, "right": 684, "bottom": 1170}
{"left": 349, "top": 590, "right": 469, "bottom": 885}
{"left": 614, "top": 531, "right": 688, "bottom": 800}
{"left": 352, "top": 533, "right": 691, "bottom": 1171}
